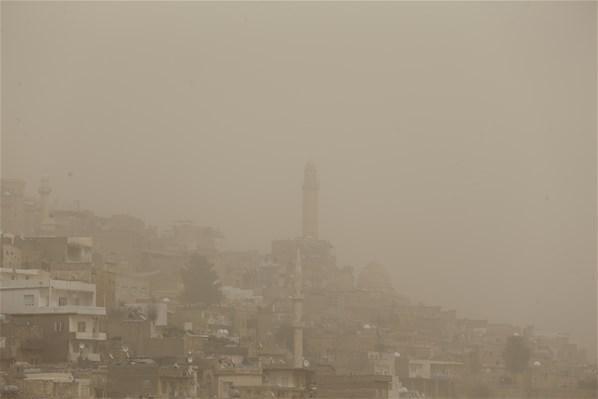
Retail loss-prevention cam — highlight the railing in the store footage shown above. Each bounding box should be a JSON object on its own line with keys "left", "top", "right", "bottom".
{"left": 159, "top": 366, "right": 196, "bottom": 378}
{"left": 8, "top": 305, "right": 106, "bottom": 315}
{"left": 74, "top": 331, "right": 107, "bottom": 340}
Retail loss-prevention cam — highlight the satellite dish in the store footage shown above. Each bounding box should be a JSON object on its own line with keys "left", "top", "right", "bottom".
{"left": 303, "top": 359, "right": 310, "bottom": 368}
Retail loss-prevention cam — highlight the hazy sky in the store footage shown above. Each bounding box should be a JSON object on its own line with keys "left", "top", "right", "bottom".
{"left": 2, "top": 2, "right": 596, "bottom": 354}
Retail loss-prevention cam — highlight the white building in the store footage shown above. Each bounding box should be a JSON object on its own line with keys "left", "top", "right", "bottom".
{"left": 408, "top": 360, "right": 464, "bottom": 380}
{"left": 0, "top": 269, "right": 106, "bottom": 363}
{"left": 0, "top": 269, "right": 102, "bottom": 315}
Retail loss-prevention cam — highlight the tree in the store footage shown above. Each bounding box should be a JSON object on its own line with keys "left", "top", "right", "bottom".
{"left": 180, "top": 254, "right": 222, "bottom": 305}
{"left": 503, "top": 335, "right": 531, "bottom": 374}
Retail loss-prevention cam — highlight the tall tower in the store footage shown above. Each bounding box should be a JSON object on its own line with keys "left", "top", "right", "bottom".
{"left": 302, "top": 161, "right": 319, "bottom": 239}
{"left": 292, "top": 248, "right": 304, "bottom": 368}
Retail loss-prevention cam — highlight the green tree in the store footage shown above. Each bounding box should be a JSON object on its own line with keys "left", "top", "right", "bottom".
{"left": 503, "top": 335, "right": 531, "bottom": 374}
{"left": 180, "top": 254, "right": 222, "bottom": 305}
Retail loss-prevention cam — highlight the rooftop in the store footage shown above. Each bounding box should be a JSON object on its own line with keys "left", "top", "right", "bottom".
{"left": 6, "top": 305, "right": 106, "bottom": 316}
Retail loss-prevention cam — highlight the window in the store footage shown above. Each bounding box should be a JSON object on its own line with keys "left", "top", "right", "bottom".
{"left": 58, "top": 297, "right": 67, "bottom": 306}
{"left": 54, "top": 320, "right": 64, "bottom": 332}
{"left": 77, "top": 321, "right": 86, "bottom": 333}
{"left": 24, "top": 294, "right": 34, "bottom": 306}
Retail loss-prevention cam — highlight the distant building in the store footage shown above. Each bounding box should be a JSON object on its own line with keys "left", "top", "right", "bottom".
{"left": 1, "top": 179, "right": 27, "bottom": 235}
{"left": 210, "top": 366, "right": 314, "bottom": 399}
{"left": 1, "top": 234, "right": 22, "bottom": 269}
{"left": 261, "top": 366, "right": 314, "bottom": 398}
{"left": 214, "top": 250, "right": 262, "bottom": 289}
{"left": 140, "top": 249, "right": 188, "bottom": 300}
{"left": 356, "top": 262, "right": 394, "bottom": 294}
{"left": 41, "top": 208, "right": 155, "bottom": 268}
{"left": 37, "top": 177, "right": 53, "bottom": 234}
{"left": 95, "top": 266, "right": 151, "bottom": 309}
{"left": 408, "top": 360, "right": 464, "bottom": 380}
{"left": 1, "top": 177, "right": 64, "bottom": 236}
{"left": 170, "top": 220, "right": 221, "bottom": 255}
{"left": 93, "top": 213, "right": 153, "bottom": 267}
{"left": 16, "top": 236, "right": 94, "bottom": 282}
{"left": 14, "top": 370, "right": 94, "bottom": 399}
{"left": 212, "top": 368, "right": 263, "bottom": 399}
{"left": 404, "top": 359, "right": 464, "bottom": 398}
{"left": 45, "top": 209, "right": 98, "bottom": 237}
{"left": 315, "top": 374, "right": 393, "bottom": 399}
{"left": 271, "top": 238, "right": 336, "bottom": 292}
{"left": 107, "top": 359, "right": 198, "bottom": 399}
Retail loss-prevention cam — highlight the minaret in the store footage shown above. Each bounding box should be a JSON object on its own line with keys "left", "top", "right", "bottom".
{"left": 292, "top": 248, "right": 304, "bottom": 368}
{"left": 302, "top": 161, "right": 319, "bottom": 239}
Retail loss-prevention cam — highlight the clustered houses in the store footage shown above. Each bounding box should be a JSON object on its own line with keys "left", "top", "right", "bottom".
{"left": 1, "top": 169, "right": 596, "bottom": 399}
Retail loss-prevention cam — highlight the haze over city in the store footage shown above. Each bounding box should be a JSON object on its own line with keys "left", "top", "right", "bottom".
{"left": 1, "top": 3, "right": 596, "bottom": 397}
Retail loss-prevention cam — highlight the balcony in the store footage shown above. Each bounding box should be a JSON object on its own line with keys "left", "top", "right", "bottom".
{"left": 159, "top": 366, "right": 196, "bottom": 379}
{"left": 74, "top": 331, "right": 107, "bottom": 340}
{"left": 8, "top": 305, "right": 106, "bottom": 316}
{"left": 50, "top": 279, "right": 96, "bottom": 292}
{"left": 69, "top": 351, "right": 102, "bottom": 362}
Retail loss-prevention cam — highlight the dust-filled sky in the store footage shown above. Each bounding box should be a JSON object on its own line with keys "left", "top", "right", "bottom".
{"left": 2, "top": 2, "right": 596, "bottom": 355}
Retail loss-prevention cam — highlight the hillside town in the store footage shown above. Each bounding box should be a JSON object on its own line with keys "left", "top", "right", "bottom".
{"left": 0, "top": 164, "right": 595, "bottom": 399}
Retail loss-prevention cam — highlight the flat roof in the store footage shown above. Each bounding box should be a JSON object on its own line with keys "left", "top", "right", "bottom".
{"left": 6, "top": 306, "right": 106, "bottom": 316}
{"left": 409, "top": 360, "right": 463, "bottom": 366}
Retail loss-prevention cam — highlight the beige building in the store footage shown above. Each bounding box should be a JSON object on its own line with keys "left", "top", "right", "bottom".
{"left": 1, "top": 235, "right": 22, "bottom": 269}
{"left": 15, "top": 236, "right": 94, "bottom": 282}
{"left": 95, "top": 267, "right": 151, "bottom": 309}
{"left": 0, "top": 270, "right": 106, "bottom": 363}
